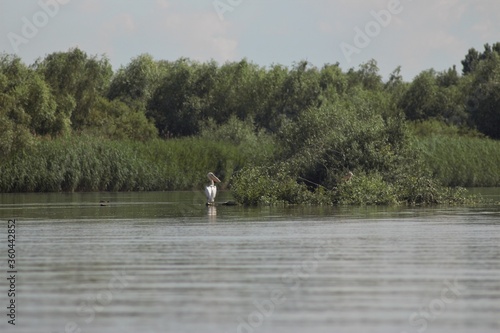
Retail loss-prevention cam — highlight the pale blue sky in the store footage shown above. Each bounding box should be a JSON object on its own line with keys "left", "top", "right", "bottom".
{"left": 1, "top": 0, "right": 499, "bottom": 80}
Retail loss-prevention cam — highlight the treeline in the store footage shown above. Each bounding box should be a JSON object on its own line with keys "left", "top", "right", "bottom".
{"left": 1, "top": 44, "right": 499, "bottom": 202}
{"left": 2, "top": 44, "right": 500, "bottom": 148}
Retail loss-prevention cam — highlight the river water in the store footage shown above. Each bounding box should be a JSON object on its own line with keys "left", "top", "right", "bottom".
{"left": 0, "top": 190, "right": 499, "bottom": 333}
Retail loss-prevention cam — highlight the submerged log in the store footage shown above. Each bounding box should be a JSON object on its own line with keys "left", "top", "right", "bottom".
{"left": 205, "top": 201, "right": 238, "bottom": 206}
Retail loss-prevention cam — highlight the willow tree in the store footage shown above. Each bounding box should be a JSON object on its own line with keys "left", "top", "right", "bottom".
{"left": 0, "top": 55, "right": 59, "bottom": 156}
{"left": 465, "top": 52, "right": 500, "bottom": 139}
{"left": 147, "top": 59, "right": 218, "bottom": 137}
{"left": 108, "top": 53, "right": 166, "bottom": 111}
{"left": 35, "top": 48, "right": 113, "bottom": 131}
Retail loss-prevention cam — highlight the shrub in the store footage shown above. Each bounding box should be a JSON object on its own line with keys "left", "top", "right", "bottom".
{"left": 231, "top": 165, "right": 330, "bottom": 206}
{"left": 333, "top": 172, "right": 398, "bottom": 205}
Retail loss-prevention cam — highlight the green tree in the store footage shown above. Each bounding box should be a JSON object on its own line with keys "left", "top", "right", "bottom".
{"left": 279, "top": 61, "right": 322, "bottom": 119}
{"left": 35, "top": 48, "right": 113, "bottom": 131}
{"left": 108, "top": 54, "right": 165, "bottom": 110}
{"left": 86, "top": 97, "right": 158, "bottom": 141}
{"left": 465, "top": 52, "right": 500, "bottom": 139}
{"left": 0, "top": 55, "right": 60, "bottom": 156}
{"left": 319, "top": 63, "right": 347, "bottom": 100}
{"left": 147, "top": 59, "right": 218, "bottom": 136}
{"left": 207, "top": 59, "right": 267, "bottom": 124}
{"left": 399, "top": 70, "right": 439, "bottom": 120}
{"left": 384, "top": 66, "right": 409, "bottom": 114}
{"left": 346, "top": 59, "right": 383, "bottom": 91}
{"left": 253, "top": 64, "right": 289, "bottom": 132}
{"left": 462, "top": 42, "right": 500, "bottom": 75}
{"left": 399, "top": 69, "right": 466, "bottom": 124}
{"left": 437, "top": 65, "right": 460, "bottom": 87}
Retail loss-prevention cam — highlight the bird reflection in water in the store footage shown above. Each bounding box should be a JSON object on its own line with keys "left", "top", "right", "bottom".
{"left": 207, "top": 205, "right": 217, "bottom": 223}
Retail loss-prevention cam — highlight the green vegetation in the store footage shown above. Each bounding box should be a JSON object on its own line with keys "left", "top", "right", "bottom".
{"left": 1, "top": 44, "right": 499, "bottom": 205}
{"left": 415, "top": 135, "right": 500, "bottom": 188}
{"left": 0, "top": 135, "right": 253, "bottom": 192}
{"left": 409, "top": 120, "right": 500, "bottom": 188}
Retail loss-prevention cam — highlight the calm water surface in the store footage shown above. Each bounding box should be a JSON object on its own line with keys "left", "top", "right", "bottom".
{"left": 0, "top": 190, "right": 499, "bottom": 333}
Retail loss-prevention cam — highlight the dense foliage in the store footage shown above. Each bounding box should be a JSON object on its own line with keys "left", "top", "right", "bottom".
{"left": 0, "top": 135, "right": 257, "bottom": 192}
{"left": 1, "top": 44, "right": 499, "bottom": 205}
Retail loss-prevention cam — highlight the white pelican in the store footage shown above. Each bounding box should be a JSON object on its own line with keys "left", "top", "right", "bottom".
{"left": 205, "top": 172, "right": 221, "bottom": 205}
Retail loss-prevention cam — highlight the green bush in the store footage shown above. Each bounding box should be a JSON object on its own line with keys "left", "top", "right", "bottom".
{"left": 231, "top": 165, "right": 330, "bottom": 206}
{"left": 333, "top": 173, "right": 398, "bottom": 205}
{"left": 230, "top": 167, "right": 479, "bottom": 206}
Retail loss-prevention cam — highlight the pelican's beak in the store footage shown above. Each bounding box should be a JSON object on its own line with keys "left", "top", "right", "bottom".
{"left": 208, "top": 173, "right": 221, "bottom": 183}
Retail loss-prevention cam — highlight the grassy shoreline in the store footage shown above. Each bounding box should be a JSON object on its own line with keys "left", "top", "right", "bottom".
{"left": 0, "top": 135, "right": 250, "bottom": 193}
{"left": 0, "top": 134, "right": 496, "bottom": 206}
{"left": 415, "top": 135, "right": 500, "bottom": 187}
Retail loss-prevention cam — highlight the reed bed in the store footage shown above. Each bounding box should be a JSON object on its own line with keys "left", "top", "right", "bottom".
{"left": 415, "top": 135, "right": 500, "bottom": 187}
{"left": 0, "top": 135, "right": 252, "bottom": 192}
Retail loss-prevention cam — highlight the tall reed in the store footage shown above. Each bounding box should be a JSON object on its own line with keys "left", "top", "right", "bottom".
{"left": 415, "top": 135, "right": 500, "bottom": 187}
{"left": 0, "top": 135, "right": 252, "bottom": 192}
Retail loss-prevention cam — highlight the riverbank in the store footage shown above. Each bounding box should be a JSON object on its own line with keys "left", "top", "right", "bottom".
{"left": 1, "top": 134, "right": 496, "bottom": 206}
{"left": 0, "top": 135, "right": 253, "bottom": 193}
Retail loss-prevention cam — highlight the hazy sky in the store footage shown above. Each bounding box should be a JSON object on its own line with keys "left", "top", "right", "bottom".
{"left": 1, "top": 0, "right": 499, "bottom": 80}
